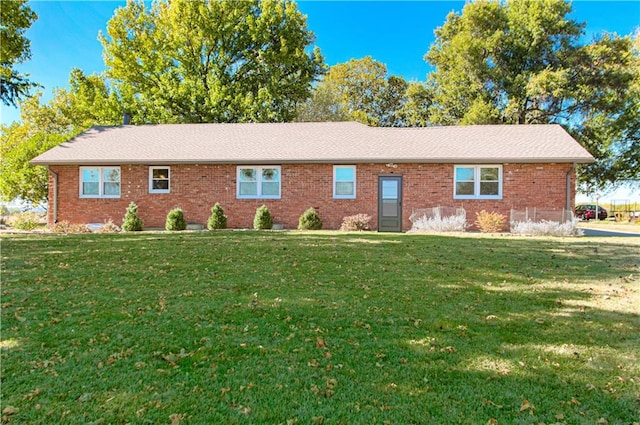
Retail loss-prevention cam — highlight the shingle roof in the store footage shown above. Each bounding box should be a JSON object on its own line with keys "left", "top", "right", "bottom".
{"left": 30, "top": 122, "right": 594, "bottom": 165}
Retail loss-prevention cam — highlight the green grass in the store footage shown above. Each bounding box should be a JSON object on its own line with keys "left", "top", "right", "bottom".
{"left": 1, "top": 231, "right": 639, "bottom": 424}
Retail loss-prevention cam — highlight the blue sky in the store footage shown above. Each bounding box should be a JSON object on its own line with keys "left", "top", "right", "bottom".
{"left": 1, "top": 0, "right": 639, "bottom": 127}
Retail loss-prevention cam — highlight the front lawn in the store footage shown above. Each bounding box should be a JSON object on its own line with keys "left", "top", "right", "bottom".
{"left": 1, "top": 232, "right": 639, "bottom": 424}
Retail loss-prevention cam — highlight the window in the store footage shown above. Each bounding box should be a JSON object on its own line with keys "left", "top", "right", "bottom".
{"left": 237, "top": 166, "right": 281, "bottom": 199}
{"left": 454, "top": 165, "right": 502, "bottom": 199}
{"left": 149, "top": 167, "right": 170, "bottom": 193}
{"left": 80, "top": 167, "right": 121, "bottom": 198}
{"left": 334, "top": 165, "right": 356, "bottom": 199}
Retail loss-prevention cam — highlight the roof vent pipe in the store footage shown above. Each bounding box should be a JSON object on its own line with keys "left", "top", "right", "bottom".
{"left": 123, "top": 112, "right": 131, "bottom": 125}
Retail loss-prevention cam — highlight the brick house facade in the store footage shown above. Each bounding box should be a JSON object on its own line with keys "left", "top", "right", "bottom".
{"left": 46, "top": 162, "right": 575, "bottom": 231}
{"left": 32, "top": 122, "right": 593, "bottom": 231}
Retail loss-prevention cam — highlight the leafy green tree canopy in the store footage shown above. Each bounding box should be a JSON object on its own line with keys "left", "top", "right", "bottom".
{"left": 0, "top": 0, "right": 38, "bottom": 106}
{"left": 425, "top": 0, "right": 639, "bottom": 188}
{"left": 100, "top": 0, "right": 324, "bottom": 123}
{"left": 323, "top": 56, "right": 407, "bottom": 126}
{"left": 0, "top": 69, "right": 123, "bottom": 205}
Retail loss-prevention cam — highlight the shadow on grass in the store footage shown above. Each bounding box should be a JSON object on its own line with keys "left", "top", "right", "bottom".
{"left": 1, "top": 231, "right": 639, "bottom": 423}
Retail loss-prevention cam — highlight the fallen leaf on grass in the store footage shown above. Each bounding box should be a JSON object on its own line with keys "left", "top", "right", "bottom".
{"left": 14, "top": 311, "right": 26, "bottom": 322}
{"left": 2, "top": 406, "right": 19, "bottom": 415}
{"left": 170, "top": 413, "right": 185, "bottom": 425}
{"left": 22, "top": 388, "right": 40, "bottom": 401}
{"left": 520, "top": 399, "right": 535, "bottom": 414}
{"left": 487, "top": 419, "right": 498, "bottom": 425}
{"left": 484, "top": 399, "right": 503, "bottom": 409}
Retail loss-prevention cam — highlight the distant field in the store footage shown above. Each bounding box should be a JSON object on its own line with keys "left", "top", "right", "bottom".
{"left": 2, "top": 231, "right": 639, "bottom": 424}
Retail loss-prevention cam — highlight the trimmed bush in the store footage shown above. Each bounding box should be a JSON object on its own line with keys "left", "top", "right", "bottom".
{"left": 475, "top": 210, "right": 506, "bottom": 233}
{"left": 122, "top": 202, "right": 144, "bottom": 231}
{"left": 207, "top": 203, "right": 228, "bottom": 230}
{"left": 166, "top": 208, "right": 187, "bottom": 231}
{"left": 253, "top": 205, "right": 273, "bottom": 230}
{"left": 340, "top": 214, "right": 371, "bottom": 231}
{"left": 298, "top": 207, "right": 322, "bottom": 230}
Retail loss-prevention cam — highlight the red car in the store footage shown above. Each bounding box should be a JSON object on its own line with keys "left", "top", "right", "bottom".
{"left": 575, "top": 204, "right": 608, "bottom": 220}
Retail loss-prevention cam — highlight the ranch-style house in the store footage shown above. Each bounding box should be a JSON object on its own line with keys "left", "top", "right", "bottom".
{"left": 31, "top": 121, "right": 594, "bottom": 231}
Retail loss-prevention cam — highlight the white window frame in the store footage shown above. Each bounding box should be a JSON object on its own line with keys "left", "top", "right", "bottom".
{"left": 236, "top": 166, "right": 281, "bottom": 199}
{"left": 333, "top": 165, "right": 356, "bottom": 199}
{"left": 453, "top": 165, "right": 502, "bottom": 200}
{"left": 79, "top": 166, "right": 121, "bottom": 199}
{"left": 149, "top": 166, "right": 171, "bottom": 194}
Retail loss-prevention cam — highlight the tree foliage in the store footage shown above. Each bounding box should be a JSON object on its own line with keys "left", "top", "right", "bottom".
{"left": 294, "top": 80, "right": 349, "bottom": 122}
{"left": 0, "top": 0, "right": 38, "bottom": 106}
{"left": 322, "top": 56, "right": 408, "bottom": 126}
{"left": 425, "top": 0, "right": 639, "bottom": 187}
{"left": 100, "top": 0, "right": 324, "bottom": 123}
{"left": 0, "top": 70, "right": 123, "bottom": 204}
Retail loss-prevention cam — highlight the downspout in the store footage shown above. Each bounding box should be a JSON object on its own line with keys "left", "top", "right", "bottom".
{"left": 48, "top": 166, "right": 58, "bottom": 224}
{"left": 566, "top": 163, "right": 575, "bottom": 221}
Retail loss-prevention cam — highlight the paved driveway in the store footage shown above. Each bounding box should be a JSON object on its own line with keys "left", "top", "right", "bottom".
{"left": 582, "top": 228, "right": 640, "bottom": 237}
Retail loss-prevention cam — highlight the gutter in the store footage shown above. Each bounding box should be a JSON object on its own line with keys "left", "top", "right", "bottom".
{"left": 47, "top": 166, "right": 58, "bottom": 223}
{"left": 566, "top": 163, "right": 575, "bottom": 221}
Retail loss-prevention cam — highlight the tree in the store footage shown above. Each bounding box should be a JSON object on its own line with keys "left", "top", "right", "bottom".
{"left": 397, "top": 82, "right": 433, "bottom": 127}
{"left": 0, "top": 70, "right": 124, "bottom": 205}
{"left": 0, "top": 0, "right": 38, "bottom": 106}
{"left": 425, "top": 0, "right": 639, "bottom": 188}
{"left": 294, "top": 80, "right": 349, "bottom": 122}
{"left": 323, "top": 56, "right": 407, "bottom": 126}
{"left": 100, "top": 0, "right": 324, "bottom": 123}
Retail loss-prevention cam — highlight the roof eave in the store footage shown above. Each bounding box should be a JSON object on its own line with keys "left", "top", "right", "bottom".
{"left": 31, "top": 156, "right": 595, "bottom": 166}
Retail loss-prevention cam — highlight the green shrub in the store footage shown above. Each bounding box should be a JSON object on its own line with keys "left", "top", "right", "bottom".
{"left": 474, "top": 210, "right": 506, "bottom": 233}
{"left": 253, "top": 205, "right": 273, "bottom": 230}
{"left": 11, "top": 212, "right": 43, "bottom": 231}
{"left": 122, "top": 202, "right": 144, "bottom": 231}
{"left": 207, "top": 203, "right": 228, "bottom": 230}
{"left": 298, "top": 207, "right": 322, "bottom": 230}
{"left": 340, "top": 214, "right": 371, "bottom": 231}
{"left": 166, "top": 208, "right": 187, "bottom": 231}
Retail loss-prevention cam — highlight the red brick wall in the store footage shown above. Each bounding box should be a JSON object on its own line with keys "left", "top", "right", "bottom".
{"left": 47, "top": 163, "right": 575, "bottom": 231}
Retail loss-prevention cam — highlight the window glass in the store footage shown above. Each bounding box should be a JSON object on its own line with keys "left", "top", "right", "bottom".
{"left": 335, "top": 167, "right": 354, "bottom": 182}
{"left": 454, "top": 165, "right": 501, "bottom": 199}
{"left": 261, "top": 168, "right": 280, "bottom": 196}
{"left": 480, "top": 167, "right": 499, "bottom": 181}
{"left": 82, "top": 168, "right": 100, "bottom": 195}
{"left": 150, "top": 167, "right": 170, "bottom": 192}
{"left": 103, "top": 168, "right": 121, "bottom": 196}
{"left": 80, "top": 167, "right": 120, "bottom": 198}
{"left": 334, "top": 166, "right": 356, "bottom": 198}
{"left": 237, "top": 166, "right": 280, "bottom": 198}
{"left": 480, "top": 182, "right": 499, "bottom": 196}
{"left": 456, "top": 167, "right": 475, "bottom": 182}
{"left": 456, "top": 182, "right": 475, "bottom": 196}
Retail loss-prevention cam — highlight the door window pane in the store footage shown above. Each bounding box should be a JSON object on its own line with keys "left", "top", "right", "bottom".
{"left": 382, "top": 180, "right": 398, "bottom": 199}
